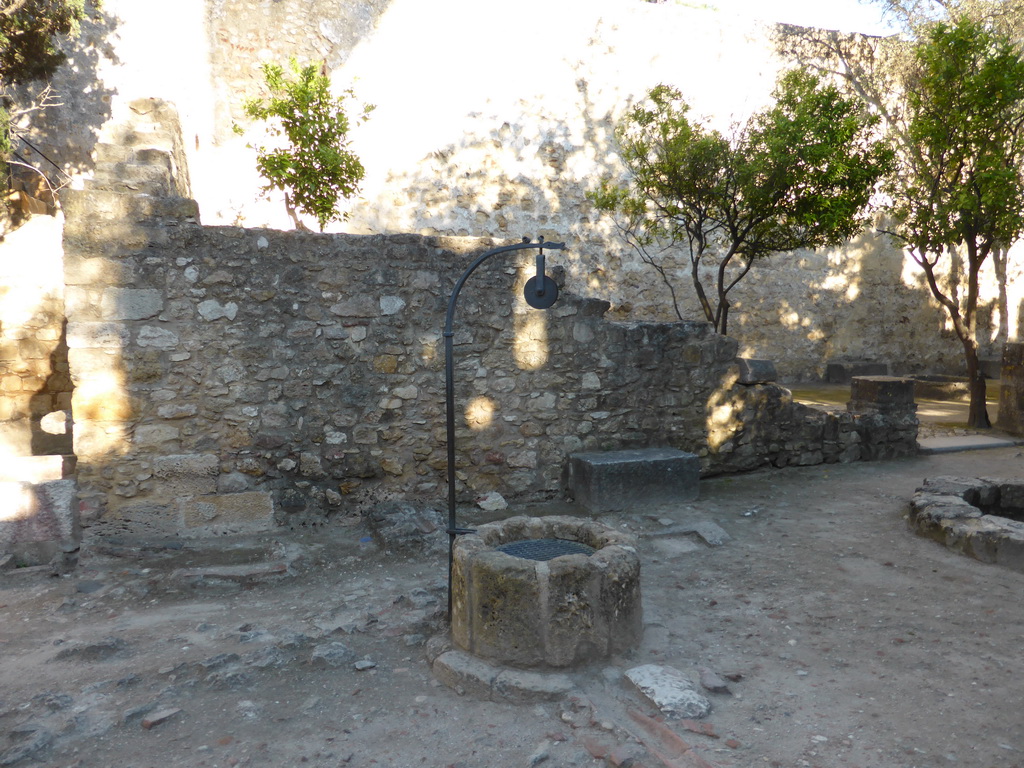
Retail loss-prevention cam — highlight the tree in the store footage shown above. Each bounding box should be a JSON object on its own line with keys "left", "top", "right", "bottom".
{"left": 242, "top": 59, "right": 372, "bottom": 232}
{"left": 591, "top": 70, "right": 892, "bottom": 335}
{"left": 0, "top": 0, "right": 84, "bottom": 87}
{"left": 0, "top": 0, "right": 84, "bottom": 182}
{"left": 879, "top": 18, "right": 1024, "bottom": 428}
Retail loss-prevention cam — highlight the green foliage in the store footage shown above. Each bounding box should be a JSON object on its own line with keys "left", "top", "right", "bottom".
{"left": 592, "top": 70, "right": 892, "bottom": 334}
{"left": 887, "top": 18, "right": 1024, "bottom": 256}
{"left": 0, "top": 0, "right": 85, "bottom": 87}
{"left": 243, "top": 59, "right": 373, "bottom": 231}
{"left": 881, "top": 17, "right": 1024, "bottom": 427}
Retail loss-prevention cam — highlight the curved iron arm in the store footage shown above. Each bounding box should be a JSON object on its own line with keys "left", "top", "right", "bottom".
{"left": 444, "top": 237, "right": 566, "bottom": 618}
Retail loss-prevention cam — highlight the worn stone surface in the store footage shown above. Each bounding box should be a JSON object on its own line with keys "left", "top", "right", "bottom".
{"left": 909, "top": 477, "right": 1024, "bottom": 572}
{"left": 432, "top": 650, "right": 575, "bottom": 703}
{"left": 997, "top": 342, "right": 1024, "bottom": 435}
{"left": 736, "top": 358, "right": 777, "bottom": 384}
{"left": 365, "top": 501, "right": 446, "bottom": 554}
{"left": 624, "top": 664, "right": 712, "bottom": 720}
{"left": 0, "top": 478, "right": 78, "bottom": 549}
{"left": 569, "top": 448, "right": 700, "bottom": 512}
{"left": 848, "top": 376, "right": 917, "bottom": 415}
{"left": 452, "top": 516, "right": 642, "bottom": 668}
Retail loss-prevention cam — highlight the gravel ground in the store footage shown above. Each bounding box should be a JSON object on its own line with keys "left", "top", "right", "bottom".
{"left": 2, "top": 442, "right": 1024, "bottom": 768}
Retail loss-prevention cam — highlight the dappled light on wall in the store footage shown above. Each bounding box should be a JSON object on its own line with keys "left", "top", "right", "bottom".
{"left": 705, "top": 367, "right": 743, "bottom": 454}
{"left": 513, "top": 261, "right": 551, "bottom": 371}
{"left": 0, "top": 484, "right": 34, "bottom": 522}
{"left": 464, "top": 396, "right": 496, "bottom": 430}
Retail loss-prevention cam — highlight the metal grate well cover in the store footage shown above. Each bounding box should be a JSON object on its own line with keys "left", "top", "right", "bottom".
{"left": 495, "top": 538, "right": 596, "bottom": 561}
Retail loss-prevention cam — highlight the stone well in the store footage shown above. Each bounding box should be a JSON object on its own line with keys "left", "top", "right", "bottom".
{"left": 909, "top": 476, "right": 1024, "bottom": 572}
{"left": 451, "top": 516, "right": 642, "bottom": 668}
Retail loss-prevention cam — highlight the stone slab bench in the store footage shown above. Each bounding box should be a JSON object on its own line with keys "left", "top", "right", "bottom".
{"left": 569, "top": 448, "right": 699, "bottom": 513}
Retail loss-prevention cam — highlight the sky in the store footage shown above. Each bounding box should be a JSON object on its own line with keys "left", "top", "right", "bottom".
{"left": 700, "top": 0, "right": 899, "bottom": 35}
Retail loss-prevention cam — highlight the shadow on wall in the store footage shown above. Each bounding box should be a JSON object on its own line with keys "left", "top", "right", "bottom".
{"left": 746, "top": 226, "right": 947, "bottom": 379}
{"left": 29, "top": 320, "right": 74, "bottom": 456}
{"left": 346, "top": 77, "right": 666, "bottom": 317}
{"left": 9, "top": 0, "right": 120, "bottom": 190}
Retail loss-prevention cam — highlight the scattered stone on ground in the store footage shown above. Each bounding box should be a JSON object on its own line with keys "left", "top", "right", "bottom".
{"left": 2, "top": 448, "right": 1024, "bottom": 766}
{"left": 624, "top": 665, "right": 713, "bottom": 720}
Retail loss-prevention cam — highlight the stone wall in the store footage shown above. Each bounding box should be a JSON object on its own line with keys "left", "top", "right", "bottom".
{"left": 60, "top": 194, "right": 742, "bottom": 535}
{"left": 0, "top": 217, "right": 74, "bottom": 459}
{"left": 20, "top": 0, "right": 1023, "bottom": 380}
{"left": 0, "top": 215, "right": 77, "bottom": 559}
{"left": 50, "top": 106, "right": 920, "bottom": 541}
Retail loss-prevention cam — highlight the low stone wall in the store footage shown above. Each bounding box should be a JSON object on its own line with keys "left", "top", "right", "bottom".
{"left": 61, "top": 180, "right": 743, "bottom": 535}
{"left": 49, "top": 110, "right": 921, "bottom": 542}
{"left": 706, "top": 380, "right": 918, "bottom": 474}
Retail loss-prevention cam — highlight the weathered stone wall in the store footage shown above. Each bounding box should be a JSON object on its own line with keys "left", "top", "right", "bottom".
{"left": 0, "top": 216, "right": 73, "bottom": 459}
{"left": 60, "top": 191, "right": 743, "bottom": 535}
{"left": 709, "top": 380, "right": 918, "bottom": 474}
{"left": 20, "top": 0, "right": 1024, "bottom": 380}
{"left": 52, "top": 108, "right": 920, "bottom": 541}
{"left": 0, "top": 216, "right": 77, "bottom": 558}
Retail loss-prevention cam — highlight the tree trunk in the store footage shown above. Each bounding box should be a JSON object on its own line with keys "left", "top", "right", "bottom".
{"left": 964, "top": 339, "right": 991, "bottom": 429}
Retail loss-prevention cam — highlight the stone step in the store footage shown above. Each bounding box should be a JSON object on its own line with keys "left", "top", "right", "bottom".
{"left": 61, "top": 188, "right": 200, "bottom": 229}
{"left": 103, "top": 124, "right": 175, "bottom": 152}
{"left": 569, "top": 448, "right": 700, "bottom": 513}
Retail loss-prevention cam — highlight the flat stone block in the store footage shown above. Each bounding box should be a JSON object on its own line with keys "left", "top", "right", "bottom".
{"left": 624, "top": 664, "right": 712, "bottom": 719}
{"left": 736, "top": 358, "right": 777, "bottom": 384}
{"left": 181, "top": 491, "right": 275, "bottom": 536}
{"left": 0, "top": 455, "right": 75, "bottom": 483}
{"left": 826, "top": 361, "right": 888, "bottom": 384}
{"left": 848, "top": 376, "right": 916, "bottom": 415}
{"left": 431, "top": 650, "right": 498, "bottom": 699}
{"left": 492, "top": 667, "right": 575, "bottom": 703}
{"left": 431, "top": 650, "right": 574, "bottom": 702}
{"left": 570, "top": 448, "right": 699, "bottom": 512}
{"left": 0, "top": 478, "right": 78, "bottom": 548}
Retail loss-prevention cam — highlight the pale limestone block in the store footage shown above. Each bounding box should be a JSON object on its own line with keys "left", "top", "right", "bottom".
{"left": 625, "top": 664, "right": 712, "bottom": 719}
{"left": 181, "top": 491, "right": 274, "bottom": 533}
{"left": 137, "top": 325, "right": 179, "bottom": 349}
{"left": 133, "top": 424, "right": 181, "bottom": 448}
{"left": 101, "top": 288, "right": 163, "bottom": 320}
{"left": 66, "top": 322, "right": 129, "bottom": 349}
{"left": 197, "top": 299, "right": 239, "bottom": 321}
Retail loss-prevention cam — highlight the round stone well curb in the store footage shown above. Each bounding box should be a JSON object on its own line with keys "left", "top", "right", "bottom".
{"left": 451, "top": 515, "right": 642, "bottom": 669}
{"left": 908, "top": 476, "right": 1024, "bottom": 572}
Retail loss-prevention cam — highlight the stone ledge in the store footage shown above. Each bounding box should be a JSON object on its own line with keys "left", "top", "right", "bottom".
{"left": 569, "top": 448, "right": 699, "bottom": 512}
{"left": 431, "top": 650, "right": 575, "bottom": 703}
{"left": 908, "top": 476, "right": 1024, "bottom": 572}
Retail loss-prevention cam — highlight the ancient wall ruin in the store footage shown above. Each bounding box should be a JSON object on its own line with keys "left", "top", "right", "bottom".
{"left": 18, "top": 0, "right": 1023, "bottom": 381}
{"left": 43, "top": 103, "right": 915, "bottom": 542}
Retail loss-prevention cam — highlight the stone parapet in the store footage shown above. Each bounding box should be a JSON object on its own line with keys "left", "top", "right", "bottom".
{"left": 997, "top": 342, "right": 1024, "bottom": 435}
{"left": 847, "top": 376, "right": 917, "bottom": 416}
{"left": 568, "top": 448, "right": 699, "bottom": 512}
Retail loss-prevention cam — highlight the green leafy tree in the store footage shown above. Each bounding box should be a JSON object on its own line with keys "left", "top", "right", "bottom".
{"left": 0, "top": 0, "right": 84, "bottom": 181}
{"left": 880, "top": 18, "right": 1024, "bottom": 428}
{"left": 591, "top": 70, "right": 892, "bottom": 335}
{"left": 0, "top": 0, "right": 84, "bottom": 86}
{"left": 243, "top": 59, "right": 372, "bottom": 231}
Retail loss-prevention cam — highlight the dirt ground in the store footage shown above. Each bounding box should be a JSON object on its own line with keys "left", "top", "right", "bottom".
{"left": 3, "top": 442, "right": 1024, "bottom": 768}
